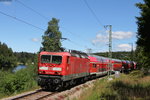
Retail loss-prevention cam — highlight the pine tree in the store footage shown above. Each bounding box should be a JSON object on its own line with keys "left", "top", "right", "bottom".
{"left": 41, "top": 18, "right": 62, "bottom": 52}
{"left": 136, "top": 0, "right": 150, "bottom": 72}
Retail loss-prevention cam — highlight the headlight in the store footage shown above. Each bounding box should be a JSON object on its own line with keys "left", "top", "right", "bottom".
{"left": 52, "top": 67, "right": 62, "bottom": 71}
{"left": 39, "top": 66, "right": 48, "bottom": 70}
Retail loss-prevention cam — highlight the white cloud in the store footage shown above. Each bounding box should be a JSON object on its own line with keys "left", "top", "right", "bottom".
{"left": 31, "top": 38, "right": 41, "bottom": 42}
{"left": 112, "top": 31, "right": 133, "bottom": 39}
{"left": 92, "top": 31, "right": 134, "bottom": 46}
{"left": 117, "top": 44, "right": 131, "bottom": 51}
{"left": 92, "top": 34, "right": 108, "bottom": 45}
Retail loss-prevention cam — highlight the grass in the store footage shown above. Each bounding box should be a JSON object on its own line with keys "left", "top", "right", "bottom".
{"left": 78, "top": 70, "right": 150, "bottom": 100}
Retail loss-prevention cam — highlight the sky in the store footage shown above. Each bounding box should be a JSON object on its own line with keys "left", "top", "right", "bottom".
{"left": 0, "top": 0, "right": 143, "bottom": 53}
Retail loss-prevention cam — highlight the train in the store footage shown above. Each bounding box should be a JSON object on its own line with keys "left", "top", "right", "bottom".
{"left": 37, "top": 50, "right": 136, "bottom": 91}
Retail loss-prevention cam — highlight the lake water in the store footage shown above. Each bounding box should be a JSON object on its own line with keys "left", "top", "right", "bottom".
{"left": 13, "top": 65, "right": 27, "bottom": 72}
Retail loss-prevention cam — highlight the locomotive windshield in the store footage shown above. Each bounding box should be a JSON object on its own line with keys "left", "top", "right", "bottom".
{"left": 41, "top": 55, "right": 62, "bottom": 64}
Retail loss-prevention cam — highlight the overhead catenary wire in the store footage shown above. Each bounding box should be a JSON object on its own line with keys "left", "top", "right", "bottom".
{"left": 1, "top": 0, "right": 94, "bottom": 51}
{"left": 0, "top": 10, "right": 45, "bottom": 31}
{"left": 84, "top": 0, "right": 113, "bottom": 53}
{"left": 0, "top": 10, "right": 87, "bottom": 50}
{"left": 16, "top": 0, "right": 50, "bottom": 20}
{"left": 83, "top": 0, "right": 106, "bottom": 29}
{"left": 16, "top": 0, "right": 91, "bottom": 43}
{"left": 60, "top": 26, "right": 90, "bottom": 42}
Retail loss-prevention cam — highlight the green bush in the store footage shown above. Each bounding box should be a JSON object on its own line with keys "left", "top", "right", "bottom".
{"left": 0, "top": 64, "right": 38, "bottom": 99}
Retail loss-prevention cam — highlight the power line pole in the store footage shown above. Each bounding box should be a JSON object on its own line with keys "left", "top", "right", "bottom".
{"left": 105, "top": 25, "right": 112, "bottom": 78}
{"left": 108, "top": 25, "right": 112, "bottom": 59}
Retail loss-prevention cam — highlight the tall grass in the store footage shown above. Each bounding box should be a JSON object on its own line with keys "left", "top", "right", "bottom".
{"left": 0, "top": 64, "right": 38, "bottom": 99}
{"left": 79, "top": 70, "right": 150, "bottom": 100}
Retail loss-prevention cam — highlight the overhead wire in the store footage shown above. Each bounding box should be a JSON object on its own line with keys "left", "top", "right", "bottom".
{"left": 60, "top": 26, "right": 90, "bottom": 42}
{"left": 16, "top": 0, "right": 88, "bottom": 41}
{"left": 0, "top": 10, "right": 45, "bottom": 31}
{"left": 83, "top": 0, "right": 110, "bottom": 52}
{"left": 0, "top": 11, "right": 77, "bottom": 50}
{"left": 15, "top": 0, "right": 90, "bottom": 49}
{"left": 16, "top": 0, "right": 50, "bottom": 20}
{"left": 83, "top": 0, "right": 106, "bottom": 30}
{"left": 1, "top": 0, "right": 95, "bottom": 51}
{"left": 0, "top": 11, "right": 87, "bottom": 50}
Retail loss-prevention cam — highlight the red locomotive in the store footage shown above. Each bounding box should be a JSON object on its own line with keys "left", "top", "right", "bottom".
{"left": 38, "top": 50, "right": 89, "bottom": 90}
{"left": 38, "top": 50, "right": 136, "bottom": 90}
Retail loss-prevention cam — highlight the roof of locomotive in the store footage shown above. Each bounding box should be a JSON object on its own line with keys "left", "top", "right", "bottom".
{"left": 39, "top": 51, "right": 88, "bottom": 58}
{"left": 40, "top": 51, "right": 71, "bottom": 56}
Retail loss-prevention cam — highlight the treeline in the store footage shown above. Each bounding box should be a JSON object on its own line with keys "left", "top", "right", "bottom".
{"left": 0, "top": 42, "right": 17, "bottom": 70}
{"left": 0, "top": 41, "right": 37, "bottom": 70}
{"left": 94, "top": 51, "right": 133, "bottom": 60}
{"left": 14, "top": 52, "right": 37, "bottom": 65}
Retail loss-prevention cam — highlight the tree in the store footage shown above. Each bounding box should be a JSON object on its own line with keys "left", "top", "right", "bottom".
{"left": 41, "top": 18, "right": 62, "bottom": 52}
{"left": 136, "top": 0, "right": 150, "bottom": 72}
{"left": 0, "top": 42, "right": 17, "bottom": 70}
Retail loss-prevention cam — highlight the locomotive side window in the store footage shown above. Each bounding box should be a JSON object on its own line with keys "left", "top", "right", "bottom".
{"left": 41, "top": 55, "right": 51, "bottom": 63}
{"left": 52, "top": 55, "right": 62, "bottom": 64}
{"left": 66, "top": 56, "right": 70, "bottom": 64}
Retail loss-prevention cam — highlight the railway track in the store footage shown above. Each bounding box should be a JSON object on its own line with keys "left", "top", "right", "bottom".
{"left": 3, "top": 76, "right": 107, "bottom": 100}
{"left": 13, "top": 91, "right": 57, "bottom": 100}
{"left": 3, "top": 89, "right": 57, "bottom": 100}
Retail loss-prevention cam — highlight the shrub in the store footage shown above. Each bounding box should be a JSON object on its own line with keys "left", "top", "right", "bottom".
{"left": 0, "top": 64, "right": 38, "bottom": 99}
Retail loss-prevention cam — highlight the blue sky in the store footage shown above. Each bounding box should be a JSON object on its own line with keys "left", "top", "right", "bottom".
{"left": 0, "top": 0, "right": 143, "bottom": 53}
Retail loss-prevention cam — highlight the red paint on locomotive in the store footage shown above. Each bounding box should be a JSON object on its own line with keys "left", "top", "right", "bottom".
{"left": 38, "top": 51, "right": 89, "bottom": 81}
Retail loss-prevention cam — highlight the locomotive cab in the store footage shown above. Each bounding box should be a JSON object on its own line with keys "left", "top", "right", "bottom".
{"left": 37, "top": 51, "right": 70, "bottom": 90}
{"left": 38, "top": 54, "right": 63, "bottom": 75}
{"left": 37, "top": 51, "right": 89, "bottom": 91}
